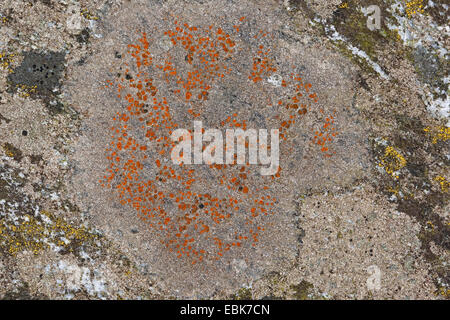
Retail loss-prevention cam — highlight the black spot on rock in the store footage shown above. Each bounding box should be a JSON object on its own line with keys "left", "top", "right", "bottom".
{"left": 297, "top": 227, "right": 305, "bottom": 244}
{"left": 358, "top": 74, "right": 370, "bottom": 91}
{"left": 76, "top": 28, "right": 90, "bottom": 44}
{"left": 29, "top": 154, "right": 43, "bottom": 165}
{"left": 332, "top": 7, "right": 350, "bottom": 22}
{"left": 407, "top": 162, "right": 426, "bottom": 177}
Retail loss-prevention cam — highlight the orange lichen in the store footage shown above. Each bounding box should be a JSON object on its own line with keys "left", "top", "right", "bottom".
{"left": 101, "top": 17, "right": 336, "bottom": 263}
{"left": 312, "top": 112, "right": 338, "bottom": 157}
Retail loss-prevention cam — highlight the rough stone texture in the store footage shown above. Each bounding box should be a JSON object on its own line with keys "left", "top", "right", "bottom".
{"left": 0, "top": 0, "right": 448, "bottom": 300}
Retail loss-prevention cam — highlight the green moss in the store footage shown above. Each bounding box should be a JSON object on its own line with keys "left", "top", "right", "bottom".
{"left": 231, "top": 287, "right": 252, "bottom": 300}
{"left": 291, "top": 280, "right": 314, "bottom": 300}
{"left": 318, "top": 1, "right": 406, "bottom": 77}
{"left": 346, "top": 14, "right": 378, "bottom": 59}
{"left": 332, "top": 1, "right": 392, "bottom": 55}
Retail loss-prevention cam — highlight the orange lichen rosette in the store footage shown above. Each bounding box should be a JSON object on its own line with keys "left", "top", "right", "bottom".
{"left": 101, "top": 17, "right": 338, "bottom": 264}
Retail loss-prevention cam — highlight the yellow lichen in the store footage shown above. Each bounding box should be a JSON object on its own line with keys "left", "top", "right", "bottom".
{"left": 424, "top": 126, "right": 450, "bottom": 144}
{"left": 2, "top": 143, "right": 21, "bottom": 159}
{"left": 434, "top": 176, "right": 449, "bottom": 193}
{"left": 379, "top": 146, "right": 407, "bottom": 179}
{"left": 435, "top": 287, "right": 450, "bottom": 298}
{"left": 405, "top": 0, "right": 424, "bottom": 18}
{"left": 3, "top": 149, "right": 14, "bottom": 158}
{"left": 386, "top": 185, "right": 412, "bottom": 200}
{"left": 0, "top": 51, "right": 15, "bottom": 73}
{"left": 15, "top": 84, "right": 37, "bottom": 98}
{"left": 426, "top": 220, "right": 435, "bottom": 231}
{"left": 0, "top": 210, "right": 99, "bottom": 256}
{"left": 80, "top": 8, "right": 99, "bottom": 20}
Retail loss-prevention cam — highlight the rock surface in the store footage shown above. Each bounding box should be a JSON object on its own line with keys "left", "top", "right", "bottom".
{"left": 0, "top": 0, "right": 448, "bottom": 299}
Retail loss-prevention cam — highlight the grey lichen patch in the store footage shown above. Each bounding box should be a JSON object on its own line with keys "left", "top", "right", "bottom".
{"left": 0, "top": 166, "right": 26, "bottom": 205}
{"left": 409, "top": 45, "right": 448, "bottom": 102}
{"left": 6, "top": 50, "right": 66, "bottom": 114}
{"left": 412, "top": 46, "right": 442, "bottom": 85}
{"left": 67, "top": 0, "right": 367, "bottom": 298}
